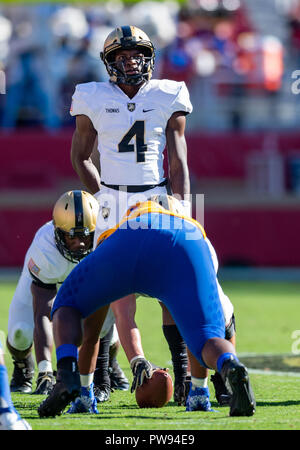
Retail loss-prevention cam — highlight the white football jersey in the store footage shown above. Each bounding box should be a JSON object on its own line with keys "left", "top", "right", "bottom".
{"left": 25, "top": 221, "right": 77, "bottom": 286}
{"left": 70, "top": 79, "right": 193, "bottom": 185}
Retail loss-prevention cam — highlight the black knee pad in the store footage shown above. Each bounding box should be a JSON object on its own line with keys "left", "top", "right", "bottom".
{"left": 225, "top": 314, "right": 236, "bottom": 340}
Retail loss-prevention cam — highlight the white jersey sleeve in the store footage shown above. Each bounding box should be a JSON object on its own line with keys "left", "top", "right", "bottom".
{"left": 70, "top": 82, "right": 98, "bottom": 128}
{"left": 161, "top": 80, "right": 193, "bottom": 115}
{"left": 25, "top": 222, "right": 77, "bottom": 286}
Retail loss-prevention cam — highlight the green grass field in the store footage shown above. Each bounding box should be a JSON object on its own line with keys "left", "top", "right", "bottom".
{"left": 1, "top": 279, "right": 300, "bottom": 431}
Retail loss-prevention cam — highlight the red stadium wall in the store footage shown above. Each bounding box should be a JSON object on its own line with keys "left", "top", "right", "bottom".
{"left": 1, "top": 207, "right": 298, "bottom": 267}
{"left": 1, "top": 130, "right": 300, "bottom": 267}
{"left": 2, "top": 130, "right": 300, "bottom": 182}
{"left": 205, "top": 208, "right": 300, "bottom": 267}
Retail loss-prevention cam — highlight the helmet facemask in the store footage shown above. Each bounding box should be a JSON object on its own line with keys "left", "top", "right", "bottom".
{"left": 106, "top": 49, "right": 154, "bottom": 86}
{"left": 54, "top": 227, "right": 94, "bottom": 263}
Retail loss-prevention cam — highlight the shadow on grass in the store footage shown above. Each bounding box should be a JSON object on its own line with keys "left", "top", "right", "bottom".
{"left": 84, "top": 413, "right": 218, "bottom": 421}
{"left": 15, "top": 395, "right": 300, "bottom": 424}
{"left": 256, "top": 400, "right": 300, "bottom": 407}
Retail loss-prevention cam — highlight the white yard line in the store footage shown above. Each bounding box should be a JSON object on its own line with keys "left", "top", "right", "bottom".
{"left": 239, "top": 352, "right": 300, "bottom": 377}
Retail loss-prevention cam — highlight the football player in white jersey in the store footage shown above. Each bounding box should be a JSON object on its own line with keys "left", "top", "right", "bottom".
{"left": 69, "top": 26, "right": 234, "bottom": 407}
{"left": 7, "top": 190, "right": 121, "bottom": 405}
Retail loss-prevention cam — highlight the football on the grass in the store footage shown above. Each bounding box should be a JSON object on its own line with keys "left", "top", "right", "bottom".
{"left": 135, "top": 369, "right": 173, "bottom": 408}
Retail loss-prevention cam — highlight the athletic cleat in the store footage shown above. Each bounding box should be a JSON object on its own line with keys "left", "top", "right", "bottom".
{"left": 94, "top": 384, "right": 110, "bottom": 403}
{"left": 10, "top": 356, "right": 35, "bottom": 393}
{"left": 0, "top": 408, "right": 32, "bottom": 430}
{"left": 174, "top": 376, "right": 191, "bottom": 406}
{"left": 38, "top": 368, "right": 80, "bottom": 417}
{"left": 220, "top": 359, "right": 256, "bottom": 417}
{"left": 32, "top": 372, "right": 56, "bottom": 395}
{"left": 211, "top": 372, "right": 231, "bottom": 406}
{"left": 67, "top": 384, "right": 99, "bottom": 414}
{"left": 109, "top": 361, "right": 129, "bottom": 391}
{"left": 186, "top": 386, "right": 213, "bottom": 412}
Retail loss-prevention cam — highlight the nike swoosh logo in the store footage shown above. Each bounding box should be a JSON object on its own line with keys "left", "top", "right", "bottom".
{"left": 143, "top": 108, "right": 155, "bottom": 113}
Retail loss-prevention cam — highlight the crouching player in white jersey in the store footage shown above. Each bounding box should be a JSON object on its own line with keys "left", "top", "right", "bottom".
{"left": 7, "top": 190, "right": 124, "bottom": 407}
{"left": 69, "top": 25, "right": 235, "bottom": 407}
{"left": 38, "top": 195, "right": 256, "bottom": 418}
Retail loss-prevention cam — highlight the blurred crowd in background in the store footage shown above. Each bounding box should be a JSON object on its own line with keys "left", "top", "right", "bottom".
{"left": 0, "top": 0, "right": 300, "bottom": 132}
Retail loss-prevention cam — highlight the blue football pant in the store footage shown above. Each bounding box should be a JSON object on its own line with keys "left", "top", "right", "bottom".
{"left": 52, "top": 219, "right": 225, "bottom": 367}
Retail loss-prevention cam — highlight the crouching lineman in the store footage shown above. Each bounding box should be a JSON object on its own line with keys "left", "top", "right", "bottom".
{"left": 38, "top": 195, "right": 256, "bottom": 418}
{"left": 7, "top": 190, "right": 127, "bottom": 402}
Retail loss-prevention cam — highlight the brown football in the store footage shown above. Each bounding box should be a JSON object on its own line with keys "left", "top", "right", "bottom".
{"left": 135, "top": 369, "right": 173, "bottom": 408}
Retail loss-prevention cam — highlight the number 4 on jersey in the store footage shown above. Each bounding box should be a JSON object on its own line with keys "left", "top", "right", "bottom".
{"left": 118, "top": 120, "right": 147, "bottom": 163}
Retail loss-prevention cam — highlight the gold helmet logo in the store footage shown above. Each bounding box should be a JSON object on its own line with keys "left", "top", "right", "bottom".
{"left": 100, "top": 25, "right": 155, "bottom": 85}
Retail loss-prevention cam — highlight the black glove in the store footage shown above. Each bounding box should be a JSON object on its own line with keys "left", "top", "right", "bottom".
{"left": 130, "top": 357, "right": 153, "bottom": 393}
{"left": 174, "top": 376, "right": 191, "bottom": 406}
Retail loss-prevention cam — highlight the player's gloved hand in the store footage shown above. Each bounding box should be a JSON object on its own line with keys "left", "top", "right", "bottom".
{"left": 130, "top": 356, "right": 153, "bottom": 393}
{"left": 174, "top": 376, "right": 191, "bottom": 406}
